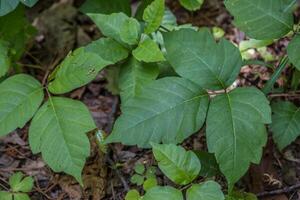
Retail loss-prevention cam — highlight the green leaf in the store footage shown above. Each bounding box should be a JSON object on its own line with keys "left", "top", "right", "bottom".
{"left": 48, "top": 38, "right": 128, "bottom": 94}
{"left": 106, "top": 77, "right": 209, "bottom": 147}
{"left": 0, "top": 191, "right": 12, "bottom": 200}
{"left": 132, "top": 38, "right": 165, "bottom": 62}
{"left": 143, "top": 0, "right": 165, "bottom": 34}
{"left": 270, "top": 101, "right": 300, "bottom": 150}
{"left": 143, "top": 186, "right": 183, "bottom": 200}
{"left": 152, "top": 143, "right": 201, "bottom": 185}
{"left": 0, "top": 40, "right": 10, "bottom": 77}
{"left": 134, "top": 163, "right": 145, "bottom": 174}
{"left": 119, "top": 57, "right": 159, "bottom": 104}
{"left": 194, "top": 151, "right": 219, "bottom": 178}
{"left": 143, "top": 177, "right": 157, "bottom": 191}
{"left": 135, "top": 0, "right": 153, "bottom": 20}
{"left": 164, "top": 29, "right": 242, "bottom": 90}
{"left": 179, "top": 0, "right": 204, "bottom": 11}
{"left": 224, "top": 0, "right": 294, "bottom": 40}
{"left": 87, "top": 12, "right": 133, "bottom": 45}
{"left": 187, "top": 181, "right": 225, "bottom": 200}
{"left": 9, "top": 172, "right": 33, "bottom": 193}
{"left": 13, "top": 193, "right": 30, "bottom": 200}
{"left": 131, "top": 174, "right": 144, "bottom": 185}
{"left": 206, "top": 87, "right": 271, "bottom": 189}
{"left": 287, "top": 34, "right": 300, "bottom": 70}
{"left": 239, "top": 39, "right": 274, "bottom": 52}
{"left": 20, "top": 0, "right": 39, "bottom": 7}
{"left": 120, "top": 18, "right": 141, "bottom": 45}
{"left": 0, "top": 0, "right": 18, "bottom": 16}
{"left": 125, "top": 189, "right": 141, "bottom": 200}
{"left": 80, "top": 0, "right": 131, "bottom": 16}
{"left": 0, "top": 74, "right": 44, "bottom": 136}
{"left": 29, "top": 97, "right": 96, "bottom": 184}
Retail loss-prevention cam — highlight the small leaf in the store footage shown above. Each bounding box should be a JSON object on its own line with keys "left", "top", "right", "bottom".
{"left": 0, "top": 0, "right": 19, "bottom": 16}
{"left": 106, "top": 77, "right": 209, "bottom": 147}
{"left": 143, "top": 177, "right": 158, "bottom": 191}
{"left": 143, "top": 0, "right": 165, "bottom": 34}
{"left": 13, "top": 193, "right": 31, "bottom": 200}
{"left": 270, "top": 101, "right": 300, "bottom": 150}
{"left": 212, "top": 26, "right": 225, "bottom": 40}
{"left": 9, "top": 172, "right": 23, "bottom": 191}
{"left": 119, "top": 57, "right": 159, "bottom": 104}
{"left": 125, "top": 189, "right": 141, "bottom": 200}
{"left": 0, "top": 74, "right": 44, "bottom": 136}
{"left": 145, "top": 167, "right": 157, "bottom": 178}
{"left": 152, "top": 143, "right": 201, "bottom": 185}
{"left": 187, "top": 181, "right": 225, "bottom": 200}
{"left": 131, "top": 174, "right": 144, "bottom": 185}
{"left": 9, "top": 172, "right": 33, "bottom": 193}
{"left": 164, "top": 28, "right": 242, "bottom": 90}
{"left": 29, "top": 97, "right": 96, "bottom": 184}
{"left": 194, "top": 151, "right": 219, "bottom": 178}
{"left": 120, "top": 18, "right": 141, "bottom": 45}
{"left": 206, "top": 87, "right": 271, "bottom": 189}
{"left": 225, "top": 0, "right": 294, "bottom": 40}
{"left": 48, "top": 38, "right": 128, "bottom": 94}
{"left": 132, "top": 38, "right": 165, "bottom": 62}
{"left": 287, "top": 34, "right": 300, "bottom": 70}
{"left": 143, "top": 186, "right": 183, "bottom": 200}
{"left": 179, "top": 0, "right": 204, "bottom": 11}
{"left": 0, "top": 191, "right": 12, "bottom": 200}
{"left": 80, "top": 0, "right": 131, "bottom": 16}
{"left": 134, "top": 163, "right": 145, "bottom": 174}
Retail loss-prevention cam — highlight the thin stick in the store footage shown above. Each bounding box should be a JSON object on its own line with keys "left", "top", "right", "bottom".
{"left": 257, "top": 183, "right": 300, "bottom": 197}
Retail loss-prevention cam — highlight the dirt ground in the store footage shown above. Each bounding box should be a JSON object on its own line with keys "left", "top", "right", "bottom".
{"left": 1, "top": 0, "right": 300, "bottom": 199}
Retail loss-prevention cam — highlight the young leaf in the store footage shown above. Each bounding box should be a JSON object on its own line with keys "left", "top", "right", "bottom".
{"left": 143, "top": 0, "right": 165, "bottom": 34}
{"left": 152, "top": 143, "right": 201, "bottom": 185}
{"left": 119, "top": 57, "right": 159, "bottom": 104}
{"left": 0, "top": 191, "right": 12, "bottom": 200}
{"left": 206, "top": 87, "right": 271, "bottom": 189}
{"left": 87, "top": 12, "right": 134, "bottom": 45}
{"left": 131, "top": 174, "right": 144, "bottom": 185}
{"left": 106, "top": 77, "right": 209, "bottom": 147}
{"left": 143, "top": 186, "right": 183, "bottom": 200}
{"left": 48, "top": 38, "right": 128, "bottom": 94}
{"left": 135, "top": 0, "right": 154, "bottom": 20}
{"left": 9, "top": 172, "right": 33, "bottom": 193}
{"left": 0, "top": 74, "right": 44, "bottom": 136}
{"left": 134, "top": 163, "right": 146, "bottom": 174}
{"left": 13, "top": 193, "right": 30, "bottom": 200}
{"left": 80, "top": 0, "right": 131, "bottom": 16}
{"left": 270, "top": 101, "right": 300, "bottom": 150}
{"left": 0, "top": 40, "right": 10, "bottom": 77}
{"left": 132, "top": 38, "right": 165, "bottom": 62}
{"left": 287, "top": 34, "right": 300, "bottom": 70}
{"left": 164, "top": 29, "right": 242, "bottom": 90}
{"left": 125, "top": 189, "right": 141, "bottom": 200}
{"left": 186, "top": 181, "right": 225, "bottom": 200}
{"left": 224, "top": 0, "right": 294, "bottom": 40}
{"left": 29, "top": 97, "right": 96, "bottom": 184}
{"left": 0, "top": 0, "right": 19, "bottom": 16}
{"left": 179, "top": 0, "right": 204, "bottom": 11}
{"left": 120, "top": 18, "right": 141, "bottom": 45}
{"left": 143, "top": 177, "right": 157, "bottom": 191}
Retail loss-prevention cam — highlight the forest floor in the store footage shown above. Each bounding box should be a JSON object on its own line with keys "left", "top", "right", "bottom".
{"left": 1, "top": 0, "right": 300, "bottom": 199}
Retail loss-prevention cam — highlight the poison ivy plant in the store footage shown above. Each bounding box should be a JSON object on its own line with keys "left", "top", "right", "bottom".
{"left": 151, "top": 143, "right": 200, "bottom": 185}
{"left": 143, "top": 0, "right": 165, "bottom": 34}
{"left": 270, "top": 101, "right": 300, "bottom": 151}
{"left": 132, "top": 38, "right": 165, "bottom": 62}
{"left": 225, "top": 0, "right": 294, "bottom": 40}
{"left": 287, "top": 34, "right": 300, "bottom": 70}
{"left": 0, "top": 172, "right": 33, "bottom": 200}
{"left": 179, "top": 0, "right": 204, "bottom": 11}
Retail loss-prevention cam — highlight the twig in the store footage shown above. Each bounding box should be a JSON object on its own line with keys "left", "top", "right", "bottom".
{"left": 257, "top": 183, "right": 300, "bottom": 197}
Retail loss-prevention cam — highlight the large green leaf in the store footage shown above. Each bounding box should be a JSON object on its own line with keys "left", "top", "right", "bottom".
{"left": 186, "top": 181, "right": 225, "bottom": 200}
{"left": 270, "top": 101, "right": 300, "bottom": 150}
{"left": 143, "top": 0, "right": 165, "bottom": 34}
{"left": 152, "top": 143, "right": 201, "bottom": 185}
{"left": 106, "top": 77, "right": 209, "bottom": 147}
{"left": 164, "top": 29, "right": 242, "bottom": 90}
{"left": 224, "top": 0, "right": 294, "bottom": 40}
{"left": 132, "top": 38, "right": 165, "bottom": 62}
{"left": 206, "top": 87, "right": 271, "bottom": 188}
{"left": 87, "top": 13, "right": 137, "bottom": 45}
{"left": 119, "top": 57, "right": 159, "bottom": 104}
{"left": 80, "top": 0, "right": 131, "bottom": 16}
{"left": 48, "top": 38, "right": 128, "bottom": 94}
{"left": 287, "top": 34, "right": 300, "bottom": 70}
{"left": 179, "top": 0, "right": 204, "bottom": 11}
{"left": 29, "top": 97, "right": 96, "bottom": 184}
{"left": 0, "top": 0, "right": 18, "bottom": 16}
{"left": 143, "top": 186, "right": 183, "bottom": 200}
{"left": 0, "top": 40, "right": 10, "bottom": 77}
{"left": 0, "top": 74, "right": 43, "bottom": 136}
